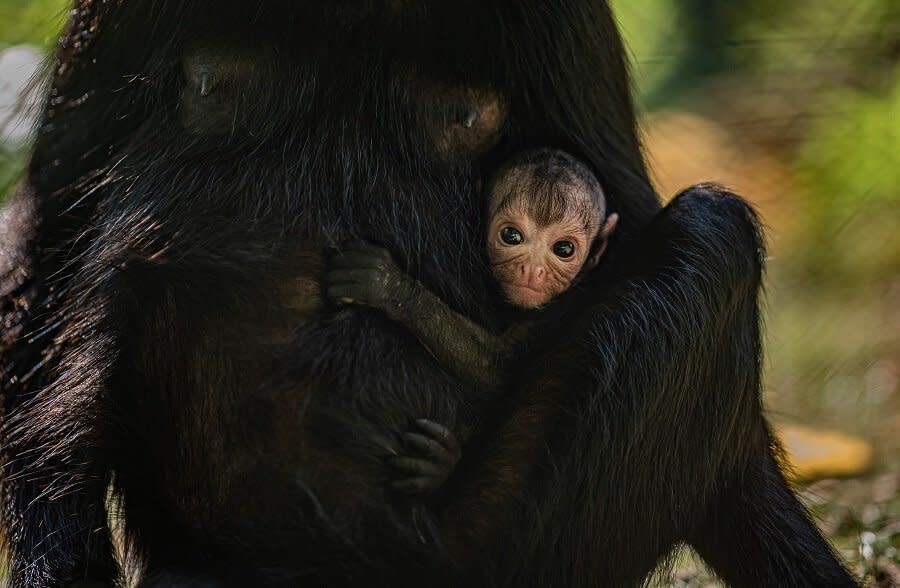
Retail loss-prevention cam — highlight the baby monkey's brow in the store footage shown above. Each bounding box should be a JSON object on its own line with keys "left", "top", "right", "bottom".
{"left": 493, "top": 186, "right": 603, "bottom": 234}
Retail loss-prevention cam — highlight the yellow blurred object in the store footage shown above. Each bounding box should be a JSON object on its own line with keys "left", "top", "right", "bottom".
{"left": 642, "top": 111, "right": 799, "bottom": 244}
{"left": 775, "top": 424, "right": 874, "bottom": 483}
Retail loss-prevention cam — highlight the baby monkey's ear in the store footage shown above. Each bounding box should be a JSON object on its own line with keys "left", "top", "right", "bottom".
{"left": 585, "top": 213, "right": 619, "bottom": 270}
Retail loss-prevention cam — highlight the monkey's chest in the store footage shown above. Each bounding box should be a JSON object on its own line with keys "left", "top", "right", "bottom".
{"left": 179, "top": 46, "right": 507, "bottom": 164}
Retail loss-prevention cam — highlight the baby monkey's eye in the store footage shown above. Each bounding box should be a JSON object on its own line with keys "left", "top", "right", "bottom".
{"left": 552, "top": 241, "right": 575, "bottom": 259}
{"left": 500, "top": 226, "right": 524, "bottom": 245}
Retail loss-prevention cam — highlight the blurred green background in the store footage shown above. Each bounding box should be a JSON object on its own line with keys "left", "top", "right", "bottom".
{"left": 1, "top": 0, "right": 898, "bottom": 585}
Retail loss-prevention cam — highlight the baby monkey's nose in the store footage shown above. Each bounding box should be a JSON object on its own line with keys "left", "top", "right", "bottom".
{"left": 518, "top": 263, "right": 546, "bottom": 287}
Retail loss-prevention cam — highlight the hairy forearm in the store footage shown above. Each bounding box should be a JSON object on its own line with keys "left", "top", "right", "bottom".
{"left": 326, "top": 242, "right": 517, "bottom": 400}
{"left": 385, "top": 278, "right": 513, "bottom": 398}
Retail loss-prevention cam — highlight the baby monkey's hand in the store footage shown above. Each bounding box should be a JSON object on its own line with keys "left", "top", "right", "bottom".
{"left": 326, "top": 242, "right": 417, "bottom": 314}
{"left": 389, "top": 419, "right": 462, "bottom": 496}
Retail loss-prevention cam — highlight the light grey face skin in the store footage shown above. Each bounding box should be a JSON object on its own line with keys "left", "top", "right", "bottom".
{"left": 485, "top": 170, "right": 618, "bottom": 309}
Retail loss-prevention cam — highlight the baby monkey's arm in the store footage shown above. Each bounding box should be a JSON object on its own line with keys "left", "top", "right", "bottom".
{"left": 326, "top": 242, "right": 516, "bottom": 398}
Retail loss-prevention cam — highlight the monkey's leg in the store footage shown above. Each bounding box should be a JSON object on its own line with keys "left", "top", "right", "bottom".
{"left": 0, "top": 425, "right": 117, "bottom": 588}
{"left": 136, "top": 566, "right": 265, "bottom": 588}
{"left": 443, "top": 185, "right": 857, "bottom": 587}
{"left": 689, "top": 429, "right": 857, "bottom": 588}
{"left": 1, "top": 205, "right": 120, "bottom": 587}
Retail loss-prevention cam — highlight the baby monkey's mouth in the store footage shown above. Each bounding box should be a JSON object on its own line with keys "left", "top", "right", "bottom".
{"left": 502, "top": 283, "right": 557, "bottom": 309}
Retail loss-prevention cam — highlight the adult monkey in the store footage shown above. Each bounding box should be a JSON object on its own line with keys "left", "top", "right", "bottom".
{"left": 0, "top": 1, "right": 856, "bottom": 587}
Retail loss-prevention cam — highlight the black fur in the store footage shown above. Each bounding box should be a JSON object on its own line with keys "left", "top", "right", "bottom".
{"left": 0, "top": 2, "right": 856, "bottom": 587}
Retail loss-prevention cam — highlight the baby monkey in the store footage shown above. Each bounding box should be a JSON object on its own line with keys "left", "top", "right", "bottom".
{"left": 326, "top": 149, "right": 618, "bottom": 494}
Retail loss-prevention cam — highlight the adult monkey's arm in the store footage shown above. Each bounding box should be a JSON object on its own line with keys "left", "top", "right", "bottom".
{"left": 429, "top": 6, "right": 849, "bottom": 582}
{"left": 442, "top": 186, "right": 856, "bottom": 587}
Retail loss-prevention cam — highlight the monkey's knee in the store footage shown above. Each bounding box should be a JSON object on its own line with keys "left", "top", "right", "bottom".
{"left": 664, "top": 183, "right": 765, "bottom": 282}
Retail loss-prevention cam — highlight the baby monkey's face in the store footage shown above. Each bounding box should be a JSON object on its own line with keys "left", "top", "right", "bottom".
{"left": 486, "top": 188, "right": 605, "bottom": 309}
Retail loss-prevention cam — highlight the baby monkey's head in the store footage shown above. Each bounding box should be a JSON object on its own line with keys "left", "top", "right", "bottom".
{"left": 485, "top": 149, "right": 618, "bottom": 309}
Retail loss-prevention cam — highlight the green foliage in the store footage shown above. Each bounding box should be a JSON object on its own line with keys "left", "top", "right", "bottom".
{"left": 0, "top": 146, "right": 27, "bottom": 199}
{"left": 791, "top": 70, "right": 900, "bottom": 278}
{"left": 0, "top": 0, "right": 67, "bottom": 201}
{"left": 0, "top": 0, "right": 67, "bottom": 49}
{"left": 797, "top": 71, "right": 900, "bottom": 223}
{"left": 739, "top": 0, "right": 899, "bottom": 75}
{"left": 609, "top": 0, "right": 684, "bottom": 101}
